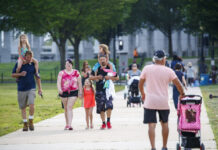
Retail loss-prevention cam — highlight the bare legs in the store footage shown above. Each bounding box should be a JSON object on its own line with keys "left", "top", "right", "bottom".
{"left": 148, "top": 122, "right": 169, "bottom": 149}
{"left": 61, "top": 97, "right": 77, "bottom": 127}
{"left": 21, "top": 104, "right": 34, "bottom": 119}
{"left": 85, "top": 107, "right": 94, "bottom": 129}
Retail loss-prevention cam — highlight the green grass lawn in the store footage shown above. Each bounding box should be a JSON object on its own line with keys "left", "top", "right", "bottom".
{"left": 0, "top": 83, "right": 124, "bottom": 136}
{"left": 200, "top": 84, "right": 218, "bottom": 148}
{"left": 0, "top": 57, "right": 149, "bottom": 82}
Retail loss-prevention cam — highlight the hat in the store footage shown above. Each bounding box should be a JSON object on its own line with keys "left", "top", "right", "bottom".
{"left": 153, "top": 50, "right": 166, "bottom": 60}
{"left": 187, "top": 62, "right": 192, "bottom": 67}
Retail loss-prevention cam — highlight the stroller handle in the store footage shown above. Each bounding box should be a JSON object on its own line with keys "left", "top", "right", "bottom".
{"left": 181, "top": 95, "right": 202, "bottom": 100}
{"left": 180, "top": 95, "right": 202, "bottom": 104}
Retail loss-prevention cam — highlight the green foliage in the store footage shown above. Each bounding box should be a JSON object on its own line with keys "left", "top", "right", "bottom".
{"left": 93, "top": 0, "right": 137, "bottom": 44}
{"left": 123, "top": 0, "right": 185, "bottom": 57}
{"left": 182, "top": 0, "right": 218, "bottom": 36}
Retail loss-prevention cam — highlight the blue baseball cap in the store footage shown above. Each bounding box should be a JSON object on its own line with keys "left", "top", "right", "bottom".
{"left": 153, "top": 50, "right": 166, "bottom": 60}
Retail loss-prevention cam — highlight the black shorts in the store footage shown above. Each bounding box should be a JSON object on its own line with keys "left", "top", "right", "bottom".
{"left": 59, "top": 90, "right": 78, "bottom": 98}
{"left": 143, "top": 108, "right": 170, "bottom": 123}
{"left": 95, "top": 91, "right": 113, "bottom": 114}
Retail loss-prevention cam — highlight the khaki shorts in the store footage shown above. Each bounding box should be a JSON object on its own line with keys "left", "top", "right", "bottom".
{"left": 18, "top": 89, "right": 36, "bottom": 109}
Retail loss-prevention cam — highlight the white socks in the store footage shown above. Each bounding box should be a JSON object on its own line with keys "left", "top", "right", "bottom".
{"left": 23, "top": 119, "right": 27, "bottom": 123}
{"left": 29, "top": 115, "right": 34, "bottom": 119}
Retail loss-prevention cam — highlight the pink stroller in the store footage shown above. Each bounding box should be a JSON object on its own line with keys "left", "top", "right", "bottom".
{"left": 177, "top": 95, "right": 205, "bottom": 150}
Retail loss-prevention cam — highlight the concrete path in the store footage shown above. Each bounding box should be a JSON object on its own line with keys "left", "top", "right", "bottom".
{"left": 0, "top": 87, "right": 217, "bottom": 150}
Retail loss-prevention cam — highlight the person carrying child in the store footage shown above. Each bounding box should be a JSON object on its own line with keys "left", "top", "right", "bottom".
{"left": 82, "top": 78, "right": 95, "bottom": 129}
{"left": 90, "top": 52, "right": 119, "bottom": 130}
{"left": 173, "top": 63, "right": 187, "bottom": 109}
{"left": 16, "top": 34, "right": 40, "bottom": 79}
{"left": 92, "top": 44, "right": 116, "bottom": 73}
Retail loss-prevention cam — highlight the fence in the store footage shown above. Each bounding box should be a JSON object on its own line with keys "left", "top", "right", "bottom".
{"left": 0, "top": 66, "right": 59, "bottom": 83}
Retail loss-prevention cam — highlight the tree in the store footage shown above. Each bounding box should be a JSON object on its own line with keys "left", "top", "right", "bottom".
{"left": 122, "top": 0, "right": 184, "bottom": 57}
{"left": 1, "top": 0, "right": 132, "bottom": 70}
{"left": 182, "top": 0, "right": 218, "bottom": 64}
{"left": 0, "top": 0, "right": 74, "bottom": 69}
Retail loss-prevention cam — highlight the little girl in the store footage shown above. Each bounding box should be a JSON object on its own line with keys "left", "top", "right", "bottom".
{"left": 83, "top": 78, "right": 95, "bottom": 129}
{"left": 16, "top": 34, "right": 40, "bottom": 78}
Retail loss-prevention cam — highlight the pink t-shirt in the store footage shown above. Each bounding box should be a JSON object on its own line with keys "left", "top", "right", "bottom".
{"left": 60, "top": 70, "right": 80, "bottom": 92}
{"left": 140, "top": 64, "right": 177, "bottom": 110}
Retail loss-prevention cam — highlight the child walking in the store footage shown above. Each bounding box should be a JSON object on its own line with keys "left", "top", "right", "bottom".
{"left": 83, "top": 78, "right": 95, "bottom": 129}
{"left": 17, "top": 34, "right": 40, "bottom": 78}
{"left": 173, "top": 63, "right": 187, "bottom": 109}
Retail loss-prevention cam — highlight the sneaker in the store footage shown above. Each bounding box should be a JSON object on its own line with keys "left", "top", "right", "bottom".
{"left": 64, "top": 125, "right": 69, "bottom": 130}
{"left": 69, "top": 126, "right": 73, "bottom": 130}
{"left": 28, "top": 119, "right": 34, "bottom": 131}
{"left": 151, "top": 149, "right": 156, "bottom": 150}
{"left": 107, "top": 122, "right": 112, "bottom": 129}
{"left": 100, "top": 124, "right": 106, "bottom": 130}
{"left": 161, "top": 148, "right": 168, "bottom": 150}
{"left": 23, "top": 122, "right": 28, "bottom": 131}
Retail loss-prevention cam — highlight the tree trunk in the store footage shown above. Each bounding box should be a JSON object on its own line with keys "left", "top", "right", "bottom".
{"left": 168, "top": 27, "right": 173, "bottom": 57}
{"left": 211, "top": 35, "right": 215, "bottom": 66}
{"left": 201, "top": 33, "right": 204, "bottom": 62}
{"left": 59, "top": 43, "right": 66, "bottom": 70}
{"left": 113, "top": 29, "right": 116, "bottom": 67}
{"left": 53, "top": 39, "right": 67, "bottom": 70}
{"left": 68, "top": 37, "right": 81, "bottom": 71}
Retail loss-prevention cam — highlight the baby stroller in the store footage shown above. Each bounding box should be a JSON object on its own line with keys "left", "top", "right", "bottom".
{"left": 177, "top": 95, "right": 205, "bottom": 150}
{"left": 124, "top": 76, "right": 142, "bottom": 107}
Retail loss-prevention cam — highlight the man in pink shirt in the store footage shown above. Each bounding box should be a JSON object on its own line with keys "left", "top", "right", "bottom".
{"left": 139, "top": 50, "right": 185, "bottom": 150}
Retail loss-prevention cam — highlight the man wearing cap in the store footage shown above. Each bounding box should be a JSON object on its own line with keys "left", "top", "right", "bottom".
{"left": 139, "top": 50, "right": 185, "bottom": 150}
{"left": 90, "top": 54, "right": 119, "bottom": 129}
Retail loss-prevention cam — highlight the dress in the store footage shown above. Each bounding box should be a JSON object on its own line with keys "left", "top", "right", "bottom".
{"left": 19, "top": 47, "right": 28, "bottom": 60}
{"left": 83, "top": 88, "right": 95, "bottom": 108}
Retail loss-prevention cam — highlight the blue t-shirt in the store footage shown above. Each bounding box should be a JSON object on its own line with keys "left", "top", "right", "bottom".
{"left": 12, "top": 62, "right": 36, "bottom": 91}
{"left": 175, "top": 70, "right": 183, "bottom": 83}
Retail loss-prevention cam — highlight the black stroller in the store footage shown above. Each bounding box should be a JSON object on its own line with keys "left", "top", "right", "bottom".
{"left": 124, "top": 76, "right": 142, "bottom": 107}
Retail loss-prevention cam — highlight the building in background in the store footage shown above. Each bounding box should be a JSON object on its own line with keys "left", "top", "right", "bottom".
{"left": 0, "top": 29, "right": 207, "bottom": 63}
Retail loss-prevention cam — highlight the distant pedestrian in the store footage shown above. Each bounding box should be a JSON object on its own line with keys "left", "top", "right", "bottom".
{"left": 171, "top": 55, "right": 184, "bottom": 71}
{"left": 83, "top": 78, "right": 95, "bottom": 129}
{"left": 12, "top": 51, "right": 42, "bottom": 132}
{"left": 199, "top": 57, "right": 208, "bottom": 75}
{"left": 139, "top": 50, "right": 185, "bottom": 150}
{"left": 133, "top": 48, "right": 138, "bottom": 59}
{"left": 173, "top": 63, "right": 187, "bottom": 109}
{"left": 57, "top": 59, "right": 82, "bottom": 130}
{"left": 127, "top": 63, "right": 141, "bottom": 80}
{"left": 186, "top": 62, "right": 195, "bottom": 86}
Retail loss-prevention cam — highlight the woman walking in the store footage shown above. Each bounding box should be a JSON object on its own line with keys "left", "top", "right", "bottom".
{"left": 57, "top": 59, "right": 82, "bottom": 130}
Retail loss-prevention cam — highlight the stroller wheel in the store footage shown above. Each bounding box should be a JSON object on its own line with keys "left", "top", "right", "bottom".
{"left": 176, "top": 143, "right": 181, "bottom": 150}
{"left": 200, "top": 143, "right": 205, "bottom": 150}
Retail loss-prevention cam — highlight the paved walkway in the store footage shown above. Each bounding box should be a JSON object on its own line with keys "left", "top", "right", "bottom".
{"left": 0, "top": 86, "right": 217, "bottom": 150}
